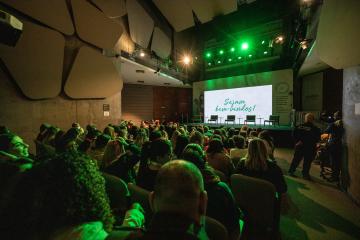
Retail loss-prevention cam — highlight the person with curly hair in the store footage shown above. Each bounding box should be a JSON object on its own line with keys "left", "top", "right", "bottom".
{"left": 0, "top": 151, "right": 115, "bottom": 239}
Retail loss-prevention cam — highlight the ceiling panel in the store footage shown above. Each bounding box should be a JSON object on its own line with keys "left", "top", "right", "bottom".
{"left": 65, "top": 46, "right": 123, "bottom": 98}
{"left": 0, "top": 20, "right": 64, "bottom": 99}
{"left": 71, "top": 0, "right": 123, "bottom": 49}
{"left": 153, "top": 0, "right": 194, "bottom": 32}
{"left": 126, "top": 0, "right": 154, "bottom": 48}
{"left": 299, "top": 41, "right": 329, "bottom": 76}
{"left": 119, "top": 58, "right": 190, "bottom": 88}
{"left": 0, "top": 0, "right": 74, "bottom": 35}
{"left": 151, "top": 27, "right": 171, "bottom": 59}
{"left": 317, "top": 0, "right": 360, "bottom": 69}
{"left": 91, "top": 0, "right": 127, "bottom": 18}
{"left": 189, "top": 0, "right": 237, "bottom": 23}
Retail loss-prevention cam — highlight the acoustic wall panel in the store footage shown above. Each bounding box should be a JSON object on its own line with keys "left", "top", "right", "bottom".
{"left": 64, "top": 46, "right": 123, "bottom": 99}
{"left": 151, "top": 27, "right": 171, "bottom": 59}
{"left": 126, "top": 0, "right": 154, "bottom": 48}
{"left": 71, "top": 0, "right": 123, "bottom": 49}
{"left": 0, "top": 20, "right": 64, "bottom": 99}
{"left": 189, "top": 0, "right": 237, "bottom": 23}
{"left": 153, "top": 0, "right": 194, "bottom": 32}
{"left": 91, "top": 0, "right": 127, "bottom": 18}
{"left": 0, "top": 0, "right": 74, "bottom": 35}
{"left": 317, "top": 0, "right": 360, "bottom": 69}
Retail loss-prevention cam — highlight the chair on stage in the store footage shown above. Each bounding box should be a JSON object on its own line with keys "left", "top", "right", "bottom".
{"left": 244, "top": 115, "right": 256, "bottom": 125}
{"left": 208, "top": 115, "right": 218, "bottom": 124}
{"left": 224, "top": 115, "right": 236, "bottom": 125}
{"left": 264, "top": 115, "right": 280, "bottom": 126}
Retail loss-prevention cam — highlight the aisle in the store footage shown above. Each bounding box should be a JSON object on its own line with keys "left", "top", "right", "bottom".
{"left": 274, "top": 148, "right": 360, "bottom": 240}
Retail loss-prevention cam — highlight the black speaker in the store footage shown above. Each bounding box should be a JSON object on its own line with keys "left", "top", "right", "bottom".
{"left": 0, "top": 9, "right": 23, "bottom": 47}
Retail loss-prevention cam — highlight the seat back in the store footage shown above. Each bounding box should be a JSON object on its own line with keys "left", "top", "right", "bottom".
{"left": 230, "top": 174, "right": 276, "bottom": 229}
{"left": 127, "top": 183, "right": 153, "bottom": 223}
{"left": 205, "top": 216, "right": 229, "bottom": 240}
{"left": 269, "top": 115, "right": 280, "bottom": 122}
{"left": 210, "top": 115, "right": 218, "bottom": 120}
{"left": 226, "top": 115, "right": 236, "bottom": 121}
{"left": 102, "top": 173, "right": 130, "bottom": 216}
{"left": 246, "top": 115, "right": 256, "bottom": 122}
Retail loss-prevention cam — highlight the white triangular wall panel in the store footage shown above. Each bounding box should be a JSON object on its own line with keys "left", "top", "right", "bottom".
{"left": 151, "top": 27, "right": 171, "bottom": 59}
{"left": 126, "top": 0, "right": 154, "bottom": 48}
{"left": 65, "top": 46, "right": 123, "bottom": 99}
{"left": 0, "top": 20, "right": 64, "bottom": 99}
{"left": 91, "top": 0, "right": 127, "bottom": 18}
{"left": 71, "top": 0, "right": 123, "bottom": 49}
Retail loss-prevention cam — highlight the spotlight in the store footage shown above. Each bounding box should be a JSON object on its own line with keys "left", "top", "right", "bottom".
{"left": 300, "top": 41, "right": 308, "bottom": 49}
{"left": 264, "top": 51, "right": 268, "bottom": 55}
{"left": 219, "top": 50, "right": 224, "bottom": 55}
{"left": 261, "top": 40, "right": 266, "bottom": 45}
{"left": 183, "top": 55, "right": 191, "bottom": 65}
{"left": 248, "top": 54, "right": 252, "bottom": 58}
{"left": 241, "top": 42, "right": 249, "bottom": 50}
{"left": 230, "top": 47, "right": 235, "bottom": 52}
{"left": 206, "top": 52, "right": 212, "bottom": 58}
{"left": 140, "top": 52, "right": 145, "bottom": 57}
{"left": 275, "top": 35, "right": 284, "bottom": 44}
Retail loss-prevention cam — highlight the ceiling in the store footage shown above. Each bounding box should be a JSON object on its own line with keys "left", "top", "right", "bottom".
{"left": 298, "top": 41, "right": 329, "bottom": 76}
{"left": 118, "top": 57, "right": 191, "bottom": 88}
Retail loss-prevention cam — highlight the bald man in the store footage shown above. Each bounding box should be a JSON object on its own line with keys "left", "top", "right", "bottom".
{"left": 289, "top": 113, "right": 321, "bottom": 180}
{"left": 146, "top": 160, "right": 208, "bottom": 239}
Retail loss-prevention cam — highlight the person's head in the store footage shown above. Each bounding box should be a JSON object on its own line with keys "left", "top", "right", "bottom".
{"left": 94, "top": 134, "right": 111, "bottom": 150}
{"left": 246, "top": 138, "right": 268, "bottom": 171}
{"left": 249, "top": 130, "right": 258, "bottom": 138}
{"left": 170, "top": 130, "right": 181, "bottom": 147}
{"left": 233, "top": 135, "right": 245, "bottom": 149}
{"left": 117, "top": 125, "right": 128, "bottom": 139}
{"left": 258, "top": 130, "right": 273, "bottom": 143}
{"left": 149, "top": 130, "right": 162, "bottom": 142}
{"left": 174, "top": 135, "right": 189, "bottom": 157}
{"left": 334, "top": 111, "right": 341, "bottom": 120}
{"left": 305, "top": 113, "right": 315, "bottom": 123}
{"left": 0, "top": 133, "right": 29, "bottom": 158}
{"left": 134, "top": 129, "right": 148, "bottom": 147}
{"left": 149, "top": 160, "right": 207, "bottom": 223}
{"left": 189, "top": 131, "right": 204, "bottom": 146}
{"left": 206, "top": 139, "right": 224, "bottom": 155}
{"left": 181, "top": 143, "right": 206, "bottom": 170}
{"left": 103, "top": 126, "right": 115, "bottom": 140}
{"left": 149, "top": 139, "right": 172, "bottom": 164}
{"left": 56, "top": 127, "right": 81, "bottom": 152}
{"left": 102, "top": 139, "right": 127, "bottom": 168}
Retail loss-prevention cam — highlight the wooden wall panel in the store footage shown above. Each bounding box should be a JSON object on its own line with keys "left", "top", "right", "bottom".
{"left": 153, "top": 86, "right": 192, "bottom": 122}
{"left": 122, "top": 84, "right": 154, "bottom": 124}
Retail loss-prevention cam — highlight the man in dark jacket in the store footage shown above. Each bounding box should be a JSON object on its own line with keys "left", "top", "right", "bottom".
{"left": 289, "top": 113, "right": 321, "bottom": 180}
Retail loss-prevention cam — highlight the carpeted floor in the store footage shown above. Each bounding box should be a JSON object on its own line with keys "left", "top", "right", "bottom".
{"left": 275, "top": 148, "right": 360, "bottom": 240}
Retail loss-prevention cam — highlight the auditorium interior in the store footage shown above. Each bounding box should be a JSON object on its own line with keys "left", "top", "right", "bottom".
{"left": 0, "top": 0, "right": 360, "bottom": 240}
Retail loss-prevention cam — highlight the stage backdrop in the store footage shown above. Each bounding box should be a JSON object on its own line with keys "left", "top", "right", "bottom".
{"left": 193, "top": 69, "right": 293, "bottom": 125}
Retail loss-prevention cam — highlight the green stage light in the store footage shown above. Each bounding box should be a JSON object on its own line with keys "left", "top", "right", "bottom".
{"left": 238, "top": 56, "right": 242, "bottom": 60}
{"left": 206, "top": 52, "right": 211, "bottom": 58}
{"left": 208, "top": 62, "right": 212, "bottom": 66}
{"left": 228, "top": 58, "right": 232, "bottom": 62}
{"left": 264, "top": 51, "right": 268, "bottom": 55}
{"left": 248, "top": 54, "right": 252, "bottom": 57}
{"left": 261, "top": 40, "right": 266, "bottom": 45}
{"left": 219, "top": 50, "right": 224, "bottom": 55}
{"left": 241, "top": 42, "right": 249, "bottom": 50}
{"left": 230, "top": 47, "right": 235, "bottom": 52}
{"left": 217, "top": 60, "right": 221, "bottom": 64}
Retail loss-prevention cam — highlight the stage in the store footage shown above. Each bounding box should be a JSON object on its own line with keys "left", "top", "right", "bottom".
{"left": 185, "top": 122, "right": 295, "bottom": 148}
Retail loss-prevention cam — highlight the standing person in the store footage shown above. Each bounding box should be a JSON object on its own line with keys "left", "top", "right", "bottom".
{"left": 288, "top": 113, "right": 321, "bottom": 180}
{"left": 324, "top": 111, "right": 344, "bottom": 182}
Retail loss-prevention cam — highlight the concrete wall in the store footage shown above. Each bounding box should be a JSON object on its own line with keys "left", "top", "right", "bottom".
{"left": 302, "top": 72, "right": 323, "bottom": 111}
{"left": 0, "top": 69, "right": 122, "bottom": 153}
{"left": 343, "top": 66, "right": 360, "bottom": 204}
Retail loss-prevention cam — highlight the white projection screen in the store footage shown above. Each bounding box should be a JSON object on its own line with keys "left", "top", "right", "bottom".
{"left": 204, "top": 85, "right": 272, "bottom": 123}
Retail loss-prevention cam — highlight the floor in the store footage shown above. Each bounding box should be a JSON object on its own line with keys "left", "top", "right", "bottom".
{"left": 275, "top": 148, "right": 360, "bottom": 240}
